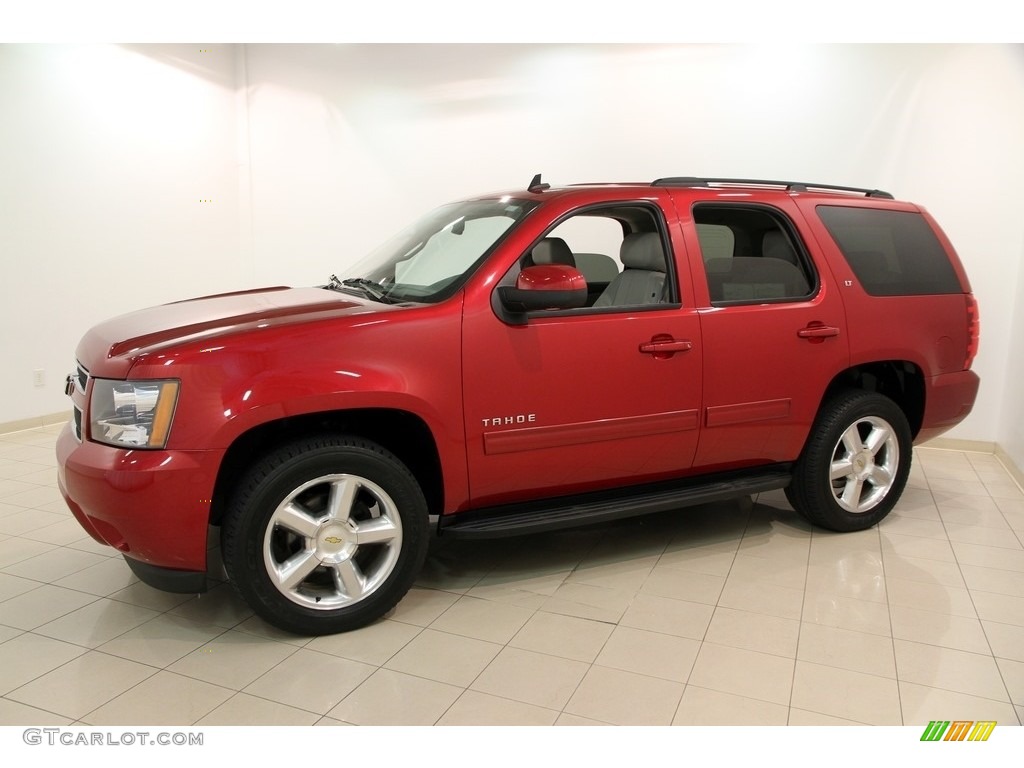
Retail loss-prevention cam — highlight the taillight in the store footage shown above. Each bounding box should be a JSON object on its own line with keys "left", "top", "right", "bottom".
{"left": 965, "top": 294, "right": 979, "bottom": 370}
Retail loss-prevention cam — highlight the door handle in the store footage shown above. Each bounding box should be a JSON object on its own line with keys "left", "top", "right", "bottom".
{"left": 639, "top": 338, "right": 693, "bottom": 355}
{"left": 797, "top": 324, "right": 840, "bottom": 340}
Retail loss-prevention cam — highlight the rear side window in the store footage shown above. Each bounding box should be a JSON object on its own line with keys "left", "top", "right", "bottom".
{"left": 693, "top": 205, "right": 816, "bottom": 305}
{"left": 817, "top": 206, "right": 962, "bottom": 296}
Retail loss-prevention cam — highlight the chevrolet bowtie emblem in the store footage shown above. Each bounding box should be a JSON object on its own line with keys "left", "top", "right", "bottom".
{"left": 324, "top": 536, "right": 344, "bottom": 545}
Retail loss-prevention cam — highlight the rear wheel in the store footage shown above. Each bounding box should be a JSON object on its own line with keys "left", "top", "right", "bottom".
{"left": 787, "top": 391, "right": 911, "bottom": 532}
{"left": 222, "top": 435, "right": 429, "bottom": 635}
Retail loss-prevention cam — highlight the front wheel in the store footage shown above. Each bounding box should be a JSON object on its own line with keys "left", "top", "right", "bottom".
{"left": 222, "top": 435, "right": 429, "bottom": 635}
{"left": 786, "top": 391, "right": 912, "bottom": 532}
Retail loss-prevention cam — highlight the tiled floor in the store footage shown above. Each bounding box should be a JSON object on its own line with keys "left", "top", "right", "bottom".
{"left": 1, "top": 423, "right": 1023, "bottom": 726}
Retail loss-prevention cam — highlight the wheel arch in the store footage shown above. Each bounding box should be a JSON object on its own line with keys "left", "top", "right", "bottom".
{"left": 821, "top": 360, "right": 925, "bottom": 439}
{"left": 209, "top": 408, "right": 445, "bottom": 527}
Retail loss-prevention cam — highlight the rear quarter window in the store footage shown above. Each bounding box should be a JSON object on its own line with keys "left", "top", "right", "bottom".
{"left": 817, "top": 205, "right": 962, "bottom": 296}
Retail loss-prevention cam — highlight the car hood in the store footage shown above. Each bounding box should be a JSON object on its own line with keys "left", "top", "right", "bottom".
{"left": 77, "top": 286, "right": 390, "bottom": 375}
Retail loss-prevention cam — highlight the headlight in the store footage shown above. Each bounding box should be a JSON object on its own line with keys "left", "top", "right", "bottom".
{"left": 89, "top": 379, "right": 180, "bottom": 449}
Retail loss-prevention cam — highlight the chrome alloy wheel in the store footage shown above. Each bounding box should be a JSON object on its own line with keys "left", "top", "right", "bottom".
{"left": 828, "top": 416, "right": 900, "bottom": 514}
{"left": 262, "top": 473, "right": 403, "bottom": 609}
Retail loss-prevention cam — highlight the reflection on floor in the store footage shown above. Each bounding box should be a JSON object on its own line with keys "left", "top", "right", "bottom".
{"left": 1, "top": 423, "right": 1022, "bottom": 726}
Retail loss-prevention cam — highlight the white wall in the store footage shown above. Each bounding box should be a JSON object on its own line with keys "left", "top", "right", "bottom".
{"left": 0, "top": 44, "right": 243, "bottom": 423}
{"left": 2, "top": 43, "right": 1022, "bottom": 450}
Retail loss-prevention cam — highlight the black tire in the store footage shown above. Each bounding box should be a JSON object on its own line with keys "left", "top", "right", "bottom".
{"left": 222, "top": 435, "right": 429, "bottom": 635}
{"left": 786, "top": 390, "right": 912, "bottom": 532}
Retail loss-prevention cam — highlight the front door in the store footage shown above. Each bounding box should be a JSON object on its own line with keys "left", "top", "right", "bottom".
{"left": 461, "top": 200, "right": 704, "bottom": 508}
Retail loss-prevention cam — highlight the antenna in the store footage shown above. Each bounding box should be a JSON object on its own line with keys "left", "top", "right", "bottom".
{"left": 528, "top": 173, "right": 550, "bottom": 193}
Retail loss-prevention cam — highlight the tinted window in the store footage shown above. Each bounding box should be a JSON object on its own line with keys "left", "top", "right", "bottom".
{"left": 693, "top": 205, "right": 816, "bottom": 305}
{"left": 817, "top": 206, "right": 962, "bottom": 296}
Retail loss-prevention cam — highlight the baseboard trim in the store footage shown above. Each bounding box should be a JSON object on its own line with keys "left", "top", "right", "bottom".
{"left": 921, "top": 437, "right": 997, "bottom": 454}
{"left": 0, "top": 411, "right": 67, "bottom": 436}
{"left": 995, "top": 445, "right": 1024, "bottom": 491}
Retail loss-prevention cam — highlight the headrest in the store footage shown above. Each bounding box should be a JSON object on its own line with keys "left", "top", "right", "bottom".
{"left": 620, "top": 232, "right": 665, "bottom": 271}
{"left": 762, "top": 230, "right": 799, "bottom": 265}
{"left": 531, "top": 237, "right": 575, "bottom": 267}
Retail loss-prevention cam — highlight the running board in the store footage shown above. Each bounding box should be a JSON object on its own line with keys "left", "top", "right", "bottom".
{"left": 438, "top": 466, "right": 791, "bottom": 539}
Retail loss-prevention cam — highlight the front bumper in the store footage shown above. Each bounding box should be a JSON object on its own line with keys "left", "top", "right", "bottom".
{"left": 56, "top": 421, "right": 222, "bottom": 588}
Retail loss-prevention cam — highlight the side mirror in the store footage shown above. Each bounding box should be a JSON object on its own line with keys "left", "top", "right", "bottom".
{"left": 498, "top": 264, "right": 588, "bottom": 316}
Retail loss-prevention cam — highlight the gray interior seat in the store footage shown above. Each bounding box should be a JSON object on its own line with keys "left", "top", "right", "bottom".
{"left": 706, "top": 256, "right": 810, "bottom": 302}
{"left": 573, "top": 252, "right": 619, "bottom": 283}
{"left": 762, "top": 230, "right": 800, "bottom": 265}
{"left": 593, "top": 232, "right": 667, "bottom": 308}
{"left": 530, "top": 237, "right": 575, "bottom": 267}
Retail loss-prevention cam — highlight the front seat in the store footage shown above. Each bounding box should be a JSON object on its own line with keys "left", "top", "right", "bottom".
{"left": 593, "top": 232, "right": 667, "bottom": 307}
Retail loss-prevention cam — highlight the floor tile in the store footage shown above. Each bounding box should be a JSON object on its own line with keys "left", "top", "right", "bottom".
{"left": 791, "top": 660, "right": 902, "bottom": 725}
{"left": 890, "top": 604, "right": 991, "bottom": 654}
{"left": 244, "top": 648, "right": 375, "bottom": 714}
{"left": 705, "top": 606, "right": 799, "bottom": 657}
{"left": 619, "top": 593, "right": 714, "bottom": 640}
{"left": 168, "top": 630, "right": 298, "bottom": 690}
{"left": 0, "top": 583, "right": 97, "bottom": 630}
{"left": 197, "top": 692, "right": 319, "bottom": 725}
{"left": 687, "top": 643, "right": 794, "bottom": 705}
{"left": 640, "top": 565, "right": 725, "bottom": 606}
{"left": 0, "top": 632, "right": 87, "bottom": 695}
{"left": 882, "top": 553, "right": 966, "bottom": 588}
{"left": 982, "top": 620, "right": 1024, "bottom": 662}
{"left": 35, "top": 598, "right": 160, "bottom": 648}
{"left": 0, "top": 697, "right": 75, "bottom": 725}
{"left": 787, "top": 709, "right": 865, "bottom": 725}
{"left": 0, "top": 571, "right": 41, "bottom": 602}
{"left": 97, "top": 614, "right": 227, "bottom": 667}
{"left": 83, "top": 671, "right": 234, "bottom": 725}
{"left": 306, "top": 618, "right": 421, "bottom": 666}
{"left": 383, "top": 628, "right": 502, "bottom": 687}
{"left": 387, "top": 587, "right": 461, "bottom": 626}
{"left": 508, "top": 610, "right": 614, "bottom": 662}
{"left": 893, "top": 639, "right": 1010, "bottom": 701}
{"left": 801, "top": 593, "right": 892, "bottom": 636}
{"left": 898, "top": 681, "right": 1019, "bottom": 726}
{"left": 594, "top": 626, "right": 700, "bottom": 683}
{"left": 327, "top": 668, "right": 462, "bottom": 725}
{"left": 0, "top": 536, "right": 59, "bottom": 569}
{"left": 997, "top": 657, "right": 1024, "bottom": 706}
{"left": 971, "top": 591, "right": 1024, "bottom": 626}
{"left": 167, "top": 583, "right": 253, "bottom": 627}
{"left": 428, "top": 595, "right": 534, "bottom": 644}
{"left": 541, "top": 581, "right": 634, "bottom": 622}
{"left": 53, "top": 556, "right": 140, "bottom": 596}
{"left": 952, "top": 542, "right": 1024, "bottom": 573}
{"left": 796, "top": 622, "right": 896, "bottom": 677}
{"left": 885, "top": 577, "right": 978, "bottom": 618}
{"left": 564, "top": 665, "right": 684, "bottom": 726}
{"left": 717, "top": 577, "right": 804, "bottom": 620}
{"left": 673, "top": 685, "right": 789, "bottom": 725}
{"left": 436, "top": 690, "right": 559, "bottom": 726}
{"left": 6, "top": 650, "right": 156, "bottom": 719}
{"left": 961, "top": 564, "right": 1024, "bottom": 598}
{"left": 470, "top": 647, "right": 589, "bottom": 709}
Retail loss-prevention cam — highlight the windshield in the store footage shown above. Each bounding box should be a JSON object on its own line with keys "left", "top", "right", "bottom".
{"left": 336, "top": 198, "right": 537, "bottom": 303}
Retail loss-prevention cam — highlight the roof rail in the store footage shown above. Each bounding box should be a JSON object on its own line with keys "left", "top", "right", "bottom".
{"left": 651, "top": 177, "right": 894, "bottom": 200}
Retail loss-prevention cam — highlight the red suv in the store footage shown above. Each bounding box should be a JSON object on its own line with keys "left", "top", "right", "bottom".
{"left": 56, "top": 176, "right": 980, "bottom": 634}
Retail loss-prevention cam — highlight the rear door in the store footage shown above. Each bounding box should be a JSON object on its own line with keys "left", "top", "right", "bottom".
{"left": 672, "top": 193, "right": 850, "bottom": 469}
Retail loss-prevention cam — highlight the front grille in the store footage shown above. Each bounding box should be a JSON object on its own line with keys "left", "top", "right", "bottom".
{"left": 76, "top": 363, "right": 88, "bottom": 393}
{"left": 72, "top": 406, "right": 83, "bottom": 441}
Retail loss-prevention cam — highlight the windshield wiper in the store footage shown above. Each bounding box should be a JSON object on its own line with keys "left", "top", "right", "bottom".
{"left": 326, "top": 275, "right": 393, "bottom": 303}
